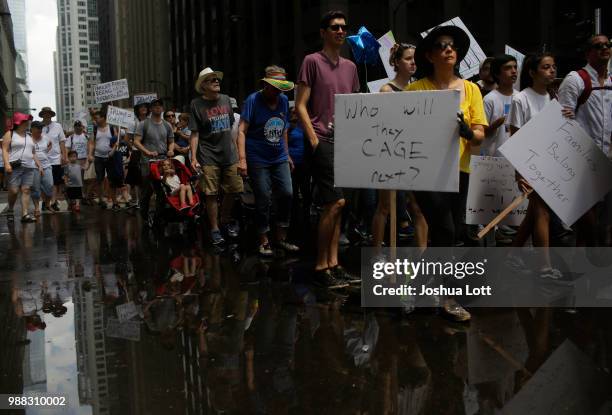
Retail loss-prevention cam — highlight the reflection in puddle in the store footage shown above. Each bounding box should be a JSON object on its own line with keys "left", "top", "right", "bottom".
{"left": 0, "top": 213, "right": 611, "bottom": 414}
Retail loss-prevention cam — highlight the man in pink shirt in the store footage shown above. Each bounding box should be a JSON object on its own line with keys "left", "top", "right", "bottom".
{"left": 296, "top": 10, "right": 360, "bottom": 287}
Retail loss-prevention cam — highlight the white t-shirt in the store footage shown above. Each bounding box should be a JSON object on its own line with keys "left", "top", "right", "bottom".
{"left": 9, "top": 132, "right": 36, "bottom": 168}
{"left": 483, "top": 89, "right": 517, "bottom": 156}
{"left": 165, "top": 174, "right": 181, "bottom": 194}
{"left": 94, "top": 126, "right": 113, "bottom": 158}
{"left": 33, "top": 135, "right": 52, "bottom": 169}
{"left": 42, "top": 121, "right": 66, "bottom": 165}
{"left": 67, "top": 133, "right": 89, "bottom": 159}
{"left": 509, "top": 87, "right": 551, "bottom": 129}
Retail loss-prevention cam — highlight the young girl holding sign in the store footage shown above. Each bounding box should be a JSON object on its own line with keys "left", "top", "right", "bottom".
{"left": 508, "top": 53, "right": 564, "bottom": 280}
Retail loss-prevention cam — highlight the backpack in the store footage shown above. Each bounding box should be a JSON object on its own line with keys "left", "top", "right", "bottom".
{"left": 575, "top": 68, "right": 612, "bottom": 112}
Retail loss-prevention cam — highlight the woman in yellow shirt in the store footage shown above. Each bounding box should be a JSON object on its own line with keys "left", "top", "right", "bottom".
{"left": 406, "top": 25, "right": 488, "bottom": 321}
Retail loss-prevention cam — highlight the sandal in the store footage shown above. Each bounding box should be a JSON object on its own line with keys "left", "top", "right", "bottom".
{"left": 21, "top": 214, "right": 36, "bottom": 223}
{"left": 34, "top": 210, "right": 41, "bottom": 218}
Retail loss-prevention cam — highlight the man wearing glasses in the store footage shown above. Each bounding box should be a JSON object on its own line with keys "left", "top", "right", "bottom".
{"left": 558, "top": 34, "right": 612, "bottom": 245}
{"left": 189, "top": 67, "right": 243, "bottom": 245}
{"left": 296, "top": 10, "right": 360, "bottom": 287}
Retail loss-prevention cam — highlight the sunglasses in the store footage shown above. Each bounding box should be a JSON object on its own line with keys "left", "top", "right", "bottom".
{"left": 165, "top": 113, "right": 176, "bottom": 118}
{"left": 591, "top": 42, "right": 612, "bottom": 50}
{"left": 328, "top": 24, "right": 347, "bottom": 32}
{"left": 433, "top": 41, "right": 458, "bottom": 52}
{"left": 205, "top": 78, "right": 221, "bottom": 83}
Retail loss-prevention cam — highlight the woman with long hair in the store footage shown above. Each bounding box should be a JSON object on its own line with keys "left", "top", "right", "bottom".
{"left": 509, "top": 52, "right": 563, "bottom": 280}
{"left": 406, "top": 26, "right": 488, "bottom": 322}
{"left": 372, "top": 43, "right": 428, "bottom": 254}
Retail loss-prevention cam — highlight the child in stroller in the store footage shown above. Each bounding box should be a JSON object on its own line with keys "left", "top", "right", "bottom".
{"left": 149, "top": 158, "right": 200, "bottom": 224}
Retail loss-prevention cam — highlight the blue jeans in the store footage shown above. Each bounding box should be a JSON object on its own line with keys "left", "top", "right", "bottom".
{"left": 248, "top": 162, "right": 293, "bottom": 235}
{"left": 31, "top": 167, "right": 54, "bottom": 199}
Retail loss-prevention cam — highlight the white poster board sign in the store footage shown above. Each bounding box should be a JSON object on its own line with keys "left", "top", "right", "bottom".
{"left": 116, "top": 301, "right": 139, "bottom": 323}
{"left": 367, "top": 78, "right": 390, "bottom": 93}
{"left": 466, "top": 156, "right": 528, "bottom": 225}
{"left": 106, "top": 318, "right": 141, "bottom": 341}
{"left": 73, "top": 110, "right": 88, "bottom": 126}
{"left": 334, "top": 90, "right": 460, "bottom": 191}
{"left": 133, "top": 93, "right": 158, "bottom": 106}
{"left": 377, "top": 30, "right": 396, "bottom": 79}
{"left": 421, "top": 17, "right": 487, "bottom": 79}
{"left": 106, "top": 105, "right": 136, "bottom": 131}
{"left": 94, "top": 79, "right": 129, "bottom": 104}
{"left": 505, "top": 45, "right": 525, "bottom": 90}
{"left": 499, "top": 100, "right": 612, "bottom": 225}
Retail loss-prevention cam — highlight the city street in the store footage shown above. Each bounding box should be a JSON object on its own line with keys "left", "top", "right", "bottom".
{"left": 1, "top": 193, "right": 611, "bottom": 414}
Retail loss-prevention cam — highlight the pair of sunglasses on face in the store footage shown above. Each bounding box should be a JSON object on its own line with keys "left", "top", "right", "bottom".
{"left": 433, "top": 41, "right": 459, "bottom": 52}
{"left": 591, "top": 41, "right": 612, "bottom": 50}
{"left": 328, "top": 24, "right": 347, "bottom": 32}
{"left": 205, "top": 78, "right": 221, "bottom": 84}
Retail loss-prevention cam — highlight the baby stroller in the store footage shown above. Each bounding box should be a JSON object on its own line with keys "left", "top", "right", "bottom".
{"left": 147, "top": 158, "right": 201, "bottom": 231}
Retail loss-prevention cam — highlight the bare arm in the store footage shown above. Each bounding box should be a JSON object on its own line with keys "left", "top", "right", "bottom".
{"left": 133, "top": 134, "right": 154, "bottom": 157}
{"left": 190, "top": 131, "right": 200, "bottom": 169}
{"left": 1, "top": 131, "right": 10, "bottom": 168}
{"left": 237, "top": 119, "right": 249, "bottom": 176}
{"left": 295, "top": 84, "right": 318, "bottom": 148}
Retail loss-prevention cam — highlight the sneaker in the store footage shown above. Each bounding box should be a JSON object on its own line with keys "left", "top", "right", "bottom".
{"left": 498, "top": 225, "right": 517, "bottom": 236}
{"left": 398, "top": 224, "right": 415, "bottom": 239}
{"left": 312, "top": 269, "right": 348, "bottom": 289}
{"left": 1, "top": 206, "right": 13, "bottom": 216}
{"left": 539, "top": 268, "right": 574, "bottom": 286}
{"left": 330, "top": 265, "right": 360, "bottom": 284}
{"left": 98, "top": 200, "right": 107, "bottom": 209}
{"left": 112, "top": 204, "right": 122, "bottom": 212}
{"left": 277, "top": 240, "right": 299, "bottom": 253}
{"left": 258, "top": 243, "right": 274, "bottom": 257}
{"left": 210, "top": 230, "right": 225, "bottom": 245}
{"left": 50, "top": 201, "right": 60, "bottom": 212}
{"left": 21, "top": 214, "right": 36, "bottom": 223}
{"left": 126, "top": 201, "right": 139, "bottom": 209}
{"left": 41, "top": 202, "right": 49, "bottom": 211}
{"left": 223, "top": 222, "right": 240, "bottom": 238}
{"left": 339, "top": 233, "right": 350, "bottom": 246}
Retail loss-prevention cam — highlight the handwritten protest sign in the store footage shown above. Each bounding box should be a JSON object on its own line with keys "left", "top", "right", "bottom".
{"left": 94, "top": 79, "right": 129, "bottom": 104}
{"left": 499, "top": 100, "right": 612, "bottom": 225}
{"left": 116, "top": 301, "right": 140, "bottom": 323}
{"left": 466, "top": 156, "right": 528, "bottom": 225}
{"left": 106, "top": 105, "right": 136, "bottom": 131}
{"left": 106, "top": 318, "right": 140, "bottom": 341}
{"left": 334, "top": 90, "right": 460, "bottom": 191}
{"left": 367, "top": 78, "right": 390, "bottom": 93}
{"left": 505, "top": 45, "right": 525, "bottom": 90}
{"left": 133, "top": 92, "right": 157, "bottom": 106}
{"left": 378, "top": 31, "right": 396, "bottom": 79}
{"left": 421, "top": 17, "right": 486, "bottom": 79}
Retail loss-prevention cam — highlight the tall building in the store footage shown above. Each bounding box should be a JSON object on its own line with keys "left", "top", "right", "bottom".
{"left": 53, "top": 0, "right": 101, "bottom": 129}
{"left": 7, "top": 0, "right": 29, "bottom": 112}
{"left": 96, "top": 0, "right": 170, "bottom": 108}
{"left": 0, "top": 0, "right": 18, "bottom": 133}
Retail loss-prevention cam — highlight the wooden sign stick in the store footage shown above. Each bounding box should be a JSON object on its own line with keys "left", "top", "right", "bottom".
{"left": 477, "top": 190, "right": 532, "bottom": 239}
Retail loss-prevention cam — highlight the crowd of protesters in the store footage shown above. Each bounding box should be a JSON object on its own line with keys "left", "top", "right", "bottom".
{"left": 1, "top": 10, "right": 611, "bottom": 322}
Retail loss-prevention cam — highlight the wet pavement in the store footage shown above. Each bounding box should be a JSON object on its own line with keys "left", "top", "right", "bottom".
{"left": 1, "top": 197, "right": 612, "bottom": 415}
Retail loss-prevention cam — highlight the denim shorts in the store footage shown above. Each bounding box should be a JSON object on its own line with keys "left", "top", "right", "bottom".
{"left": 8, "top": 166, "right": 35, "bottom": 189}
{"left": 31, "top": 167, "right": 54, "bottom": 199}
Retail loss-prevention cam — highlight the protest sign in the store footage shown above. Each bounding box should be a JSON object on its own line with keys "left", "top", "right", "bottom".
{"left": 73, "top": 110, "right": 88, "bottom": 126}
{"left": 106, "top": 318, "right": 141, "bottom": 341}
{"left": 334, "top": 90, "right": 460, "bottom": 191}
{"left": 94, "top": 78, "right": 129, "bottom": 104}
{"left": 505, "top": 45, "right": 525, "bottom": 90}
{"left": 367, "top": 78, "right": 390, "bottom": 93}
{"left": 116, "top": 301, "right": 140, "bottom": 323}
{"left": 133, "top": 92, "right": 157, "bottom": 106}
{"left": 466, "top": 156, "right": 528, "bottom": 226}
{"left": 421, "top": 17, "right": 487, "bottom": 79}
{"left": 499, "top": 100, "right": 612, "bottom": 225}
{"left": 377, "top": 30, "right": 396, "bottom": 79}
{"left": 106, "top": 105, "right": 136, "bottom": 131}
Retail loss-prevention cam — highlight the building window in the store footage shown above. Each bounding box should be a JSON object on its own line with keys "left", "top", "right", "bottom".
{"left": 79, "top": 31, "right": 86, "bottom": 37}
{"left": 80, "top": 63, "right": 88, "bottom": 68}
{"left": 88, "top": 20, "right": 98, "bottom": 41}
{"left": 80, "top": 47, "right": 88, "bottom": 53}
{"left": 89, "top": 44, "right": 99, "bottom": 65}
{"left": 77, "top": 0, "right": 85, "bottom": 5}
{"left": 78, "top": 24, "right": 87, "bottom": 30}
{"left": 80, "top": 55, "right": 88, "bottom": 61}
{"left": 88, "top": 0, "right": 97, "bottom": 17}
{"left": 78, "top": 9, "right": 86, "bottom": 15}
{"left": 79, "top": 40, "right": 87, "bottom": 45}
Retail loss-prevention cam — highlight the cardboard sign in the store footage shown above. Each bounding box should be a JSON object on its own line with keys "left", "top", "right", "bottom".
{"left": 367, "top": 78, "right": 390, "bottom": 93}
{"left": 466, "top": 156, "right": 528, "bottom": 225}
{"left": 499, "top": 100, "right": 612, "bottom": 225}
{"left": 502, "top": 340, "right": 608, "bottom": 415}
{"left": 116, "top": 301, "right": 140, "bottom": 323}
{"left": 421, "top": 17, "right": 487, "bottom": 79}
{"left": 505, "top": 45, "right": 525, "bottom": 90}
{"left": 133, "top": 93, "right": 158, "bottom": 106}
{"left": 377, "top": 31, "right": 397, "bottom": 79}
{"left": 106, "top": 105, "right": 136, "bottom": 131}
{"left": 94, "top": 79, "right": 129, "bottom": 104}
{"left": 106, "top": 318, "right": 141, "bottom": 341}
{"left": 334, "top": 90, "right": 460, "bottom": 191}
